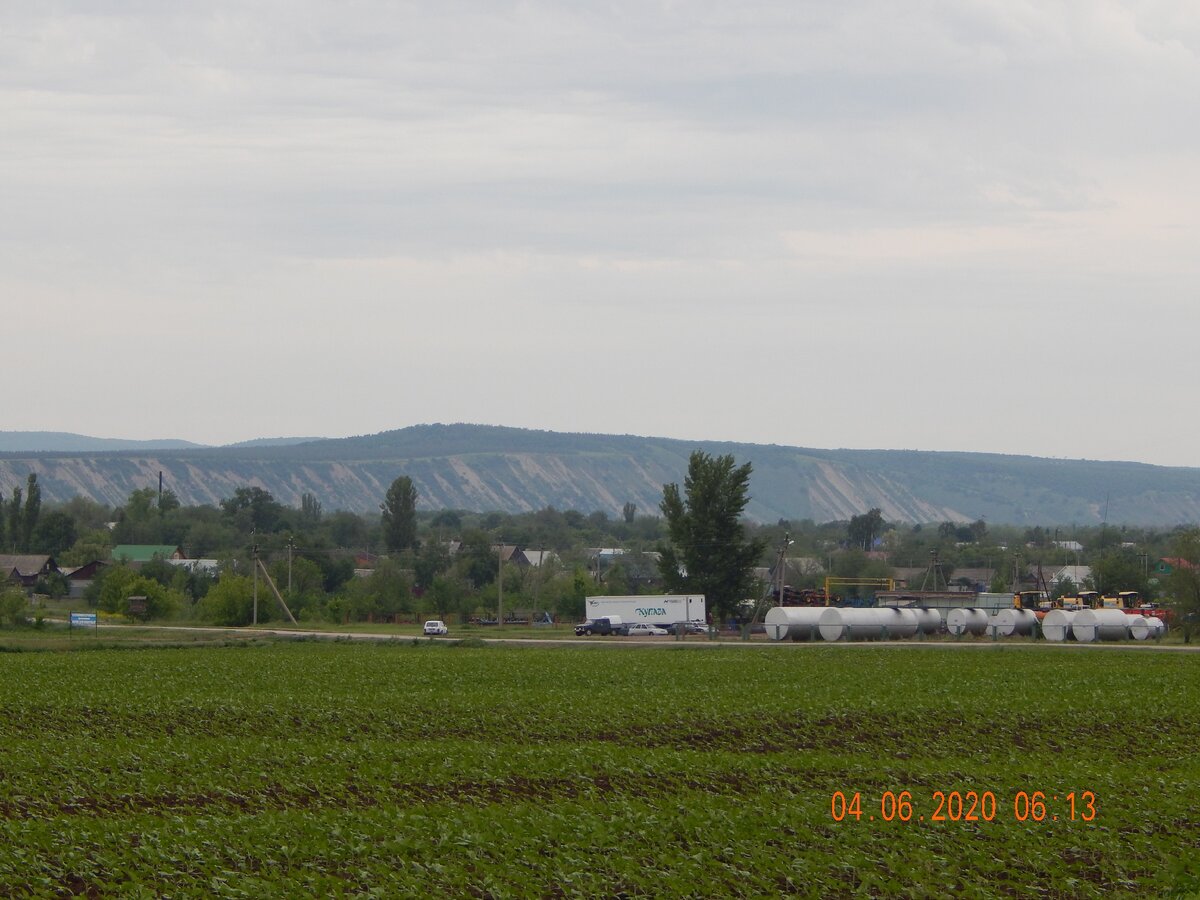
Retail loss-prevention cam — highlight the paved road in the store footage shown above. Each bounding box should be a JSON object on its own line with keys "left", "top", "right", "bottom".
{"left": 96, "top": 622, "right": 1200, "bottom": 651}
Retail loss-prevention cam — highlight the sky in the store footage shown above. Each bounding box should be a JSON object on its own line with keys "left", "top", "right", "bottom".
{"left": 3, "top": 2, "right": 1199, "bottom": 466}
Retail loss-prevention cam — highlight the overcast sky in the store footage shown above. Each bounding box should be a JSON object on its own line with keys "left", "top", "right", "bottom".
{"left": 3, "top": 2, "right": 1198, "bottom": 466}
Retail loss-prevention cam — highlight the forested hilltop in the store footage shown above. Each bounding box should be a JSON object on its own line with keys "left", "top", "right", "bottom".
{"left": 3, "top": 423, "right": 1200, "bottom": 525}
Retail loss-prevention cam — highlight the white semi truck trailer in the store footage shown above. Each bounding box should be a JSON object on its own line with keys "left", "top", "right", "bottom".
{"left": 582, "top": 594, "right": 706, "bottom": 630}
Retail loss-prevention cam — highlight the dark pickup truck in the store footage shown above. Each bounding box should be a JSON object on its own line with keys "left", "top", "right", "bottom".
{"left": 574, "top": 616, "right": 624, "bottom": 636}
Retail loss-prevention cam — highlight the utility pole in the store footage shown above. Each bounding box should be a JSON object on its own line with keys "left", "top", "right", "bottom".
{"left": 922, "top": 549, "right": 944, "bottom": 592}
{"left": 497, "top": 542, "right": 504, "bottom": 628}
{"left": 256, "top": 557, "right": 298, "bottom": 625}
{"left": 749, "top": 532, "right": 794, "bottom": 629}
{"left": 287, "top": 535, "right": 294, "bottom": 598}
{"left": 252, "top": 536, "right": 259, "bottom": 626}
{"left": 776, "top": 532, "right": 793, "bottom": 607}
{"left": 532, "top": 548, "right": 541, "bottom": 610}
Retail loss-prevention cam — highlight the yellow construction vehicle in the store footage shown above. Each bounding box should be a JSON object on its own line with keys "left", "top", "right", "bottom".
{"left": 1057, "top": 590, "right": 1101, "bottom": 610}
{"left": 1099, "top": 590, "right": 1141, "bottom": 609}
{"left": 1012, "top": 590, "right": 1052, "bottom": 611}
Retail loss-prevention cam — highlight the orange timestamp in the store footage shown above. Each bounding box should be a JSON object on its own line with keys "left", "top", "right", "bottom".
{"left": 830, "top": 790, "right": 1097, "bottom": 824}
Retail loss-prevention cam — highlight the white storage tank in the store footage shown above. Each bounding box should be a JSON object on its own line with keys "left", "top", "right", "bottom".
{"left": 1041, "top": 609, "right": 1076, "bottom": 642}
{"left": 914, "top": 608, "right": 942, "bottom": 635}
{"left": 817, "top": 607, "right": 919, "bottom": 642}
{"left": 989, "top": 608, "right": 1038, "bottom": 637}
{"left": 946, "top": 608, "right": 989, "bottom": 636}
{"left": 1072, "top": 608, "right": 1133, "bottom": 643}
{"left": 1129, "top": 615, "right": 1167, "bottom": 640}
{"left": 764, "top": 606, "right": 826, "bottom": 642}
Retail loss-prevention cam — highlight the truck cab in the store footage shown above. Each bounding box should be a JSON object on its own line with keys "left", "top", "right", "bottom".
{"left": 1013, "top": 590, "right": 1050, "bottom": 610}
{"left": 1101, "top": 591, "right": 1142, "bottom": 609}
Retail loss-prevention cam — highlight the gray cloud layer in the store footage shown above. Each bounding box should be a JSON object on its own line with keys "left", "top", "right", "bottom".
{"left": 3, "top": 2, "right": 1198, "bottom": 465}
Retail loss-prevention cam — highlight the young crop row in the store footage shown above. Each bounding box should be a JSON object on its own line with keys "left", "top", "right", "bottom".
{"left": 0, "top": 642, "right": 1197, "bottom": 896}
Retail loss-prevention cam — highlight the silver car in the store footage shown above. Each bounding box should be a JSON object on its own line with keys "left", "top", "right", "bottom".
{"left": 626, "top": 623, "right": 670, "bottom": 637}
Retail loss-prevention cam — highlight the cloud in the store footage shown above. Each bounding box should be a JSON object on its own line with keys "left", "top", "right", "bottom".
{"left": 1, "top": 2, "right": 1198, "bottom": 464}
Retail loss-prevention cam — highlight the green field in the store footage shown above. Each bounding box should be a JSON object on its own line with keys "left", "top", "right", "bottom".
{"left": 0, "top": 640, "right": 1197, "bottom": 897}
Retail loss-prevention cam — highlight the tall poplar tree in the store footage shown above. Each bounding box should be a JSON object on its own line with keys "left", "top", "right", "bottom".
{"left": 380, "top": 476, "right": 418, "bottom": 554}
{"left": 21, "top": 474, "right": 41, "bottom": 552}
{"left": 657, "top": 451, "right": 766, "bottom": 622}
{"left": 7, "top": 487, "right": 22, "bottom": 552}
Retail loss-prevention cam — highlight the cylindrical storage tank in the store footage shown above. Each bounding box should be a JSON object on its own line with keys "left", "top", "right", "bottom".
{"left": 989, "top": 608, "right": 1038, "bottom": 637}
{"left": 1129, "top": 615, "right": 1167, "bottom": 640}
{"left": 817, "top": 607, "right": 919, "bottom": 642}
{"left": 1041, "top": 609, "right": 1076, "bottom": 642}
{"left": 1073, "top": 608, "right": 1132, "bottom": 643}
{"left": 763, "top": 606, "right": 827, "bottom": 642}
{"left": 880, "top": 607, "right": 920, "bottom": 639}
{"left": 946, "top": 608, "right": 989, "bottom": 636}
{"left": 914, "top": 608, "right": 942, "bottom": 635}
{"left": 817, "top": 606, "right": 846, "bottom": 642}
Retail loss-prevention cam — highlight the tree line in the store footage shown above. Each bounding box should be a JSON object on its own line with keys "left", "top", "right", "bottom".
{"left": 4, "top": 453, "right": 1200, "bottom": 631}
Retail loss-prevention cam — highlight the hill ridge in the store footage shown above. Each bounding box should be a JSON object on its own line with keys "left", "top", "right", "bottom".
{"left": 0, "top": 423, "right": 1197, "bottom": 526}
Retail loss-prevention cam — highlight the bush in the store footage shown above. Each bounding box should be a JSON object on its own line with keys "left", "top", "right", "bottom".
{"left": 35, "top": 572, "right": 70, "bottom": 600}
{"left": 94, "top": 566, "right": 183, "bottom": 621}
{"left": 194, "top": 575, "right": 258, "bottom": 626}
{"left": 0, "top": 589, "right": 29, "bottom": 627}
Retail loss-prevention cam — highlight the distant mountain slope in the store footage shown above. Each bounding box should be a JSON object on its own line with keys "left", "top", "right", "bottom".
{"left": 1, "top": 423, "right": 1198, "bottom": 525}
{"left": 0, "top": 431, "right": 323, "bottom": 452}
{"left": 221, "top": 437, "right": 326, "bottom": 449}
{"left": 0, "top": 431, "right": 203, "bottom": 452}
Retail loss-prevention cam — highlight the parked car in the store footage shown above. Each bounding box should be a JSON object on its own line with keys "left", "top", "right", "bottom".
{"left": 626, "top": 623, "right": 670, "bottom": 637}
{"left": 423, "top": 620, "right": 448, "bottom": 636}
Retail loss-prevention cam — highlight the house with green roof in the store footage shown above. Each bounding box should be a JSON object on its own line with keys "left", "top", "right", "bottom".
{"left": 111, "top": 545, "right": 186, "bottom": 564}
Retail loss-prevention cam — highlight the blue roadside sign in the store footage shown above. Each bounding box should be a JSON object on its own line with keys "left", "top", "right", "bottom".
{"left": 69, "top": 612, "right": 98, "bottom": 628}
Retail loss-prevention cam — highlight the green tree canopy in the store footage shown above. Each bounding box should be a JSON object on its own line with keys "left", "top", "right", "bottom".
{"left": 32, "top": 509, "right": 76, "bottom": 556}
{"left": 380, "top": 476, "right": 418, "bottom": 553}
{"left": 301, "top": 492, "right": 323, "bottom": 523}
{"left": 1167, "top": 529, "right": 1200, "bottom": 642}
{"left": 1091, "top": 548, "right": 1152, "bottom": 597}
{"left": 339, "top": 557, "right": 413, "bottom": 622}
{"left": 456, "top": 528, "right": 498, "bottom": 588}
{"left": 847, "top": 508, "right": 884, "bottom": 551}
{"left": 414, "top": 540, "right": 451, "bottom": 591}
{"left": 221, "top": 487, "right": 284, "bottom": 534}
{"left": 113, "top": 488, "right": 163, "bottom": 544}
{"left": 657, "top": 451, "right": 767, "bottom": 621}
